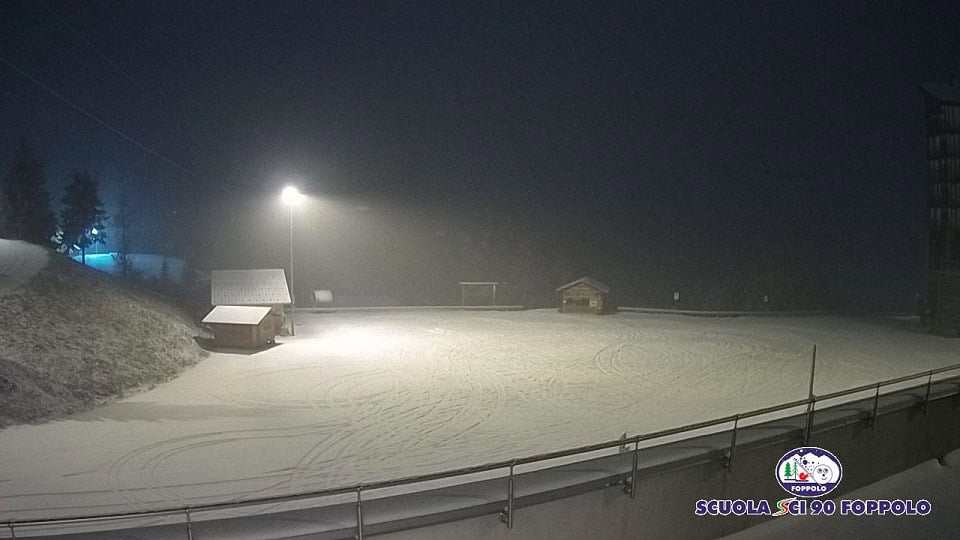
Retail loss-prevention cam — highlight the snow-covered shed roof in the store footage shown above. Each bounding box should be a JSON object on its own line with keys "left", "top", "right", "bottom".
{"left": 211, "top": 269, "right": 291, "bottom": 306}
{"left": 202, "top": 305, "right": 272, "bottom": 325}
{"left": 555, "top": 276, "right": 611, "bottom": 293}
{"left": 920, "top": 83, "right": 960, "bottom": 104}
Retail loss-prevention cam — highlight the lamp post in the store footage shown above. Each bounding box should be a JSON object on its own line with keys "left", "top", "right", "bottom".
{"left": 281, "top": 186, "right": 303, "bottom": 336}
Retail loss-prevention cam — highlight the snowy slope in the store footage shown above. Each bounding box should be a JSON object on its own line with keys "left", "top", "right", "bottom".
{"left": 0, "top": 238, "right": 48, "bottom": 296}
{"left": 0, "top": 251, "right": 205, "bottom": 427}
{"left": 1, "top": 310, "right": 958, "bottom": 521}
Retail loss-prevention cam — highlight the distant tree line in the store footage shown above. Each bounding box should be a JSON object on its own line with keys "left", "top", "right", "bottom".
{"left": 0, "top": 139, "right": 108, "bottom": 264}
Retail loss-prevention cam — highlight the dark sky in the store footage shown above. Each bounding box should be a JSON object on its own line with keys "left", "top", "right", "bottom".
{"left": 2, "top": 1, "right": 959, "bottom": 309}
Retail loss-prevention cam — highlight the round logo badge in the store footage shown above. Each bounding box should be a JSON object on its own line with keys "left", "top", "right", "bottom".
{"left": 775, "top": 446, "right": 842, "bottom": 498}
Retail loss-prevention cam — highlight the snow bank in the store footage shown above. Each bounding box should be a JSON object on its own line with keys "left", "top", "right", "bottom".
{"left": 0, "top": 254, "right": 205, "bottom": 427}
{"left": 0, "top": 238, "right": 48, "bottom": 296}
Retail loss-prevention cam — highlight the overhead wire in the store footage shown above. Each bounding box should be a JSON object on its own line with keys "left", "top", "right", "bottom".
{"left": 36, "top": 0, "right": 155, "bottom": 99}
{"left": 0, "top": 54, "right": 200, "bottom": 179}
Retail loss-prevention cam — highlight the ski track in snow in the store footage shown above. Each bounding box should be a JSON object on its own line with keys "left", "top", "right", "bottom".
{"left": 1, "top": 310, "right": 959, "bottom": 520}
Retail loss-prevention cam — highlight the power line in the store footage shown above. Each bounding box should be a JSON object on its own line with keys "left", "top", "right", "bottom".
{"left": 0, "top": 54, "right": 199, "bottom": 179}
{"left": 36, "top": 0, "right": 155, "bottom": 99}
{"left": 35, "top": 0, "right": 207, "bottom": 124}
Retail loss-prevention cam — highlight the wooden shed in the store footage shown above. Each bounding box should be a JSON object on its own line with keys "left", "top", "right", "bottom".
{"left": 211, "top": 269, "right": 291, "bottom": 335}
{"left": 556, "top": 276, "right": 611, "bottom": 315}
{"left": 202, "top": 305, "right": 275, "bottom": 348}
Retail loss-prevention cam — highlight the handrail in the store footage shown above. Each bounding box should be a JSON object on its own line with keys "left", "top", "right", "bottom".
{"left": 814, "top": 363, "right": 960, "bottom": 401}
{"left": 7, "top": 360, "right": 960, "bottom": 530}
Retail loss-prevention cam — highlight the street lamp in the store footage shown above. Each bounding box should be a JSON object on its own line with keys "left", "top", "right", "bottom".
{"left": 281, "top": 185, "right": 303, "bottom": 336}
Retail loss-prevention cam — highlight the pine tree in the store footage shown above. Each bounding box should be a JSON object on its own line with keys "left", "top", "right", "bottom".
{"left": 784, "top": 461, "right": 793, "bottom": 479}
{"left": 0, "top": 139, "right": 56, "bottom": 244}
{"left": 60, "top": 171, "right": 108, "bottom": 265}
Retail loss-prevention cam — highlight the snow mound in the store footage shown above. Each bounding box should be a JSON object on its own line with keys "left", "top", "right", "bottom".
{"left": 0, "top": 238, "right": 48, "bottom": 296}
{"left": 0, "top": 253, "right": 206, "bottom": 427}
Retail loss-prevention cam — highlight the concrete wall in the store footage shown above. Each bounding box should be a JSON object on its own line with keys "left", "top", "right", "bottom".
{"left": 377, "top": 396, "right": 960, "bottom": 540}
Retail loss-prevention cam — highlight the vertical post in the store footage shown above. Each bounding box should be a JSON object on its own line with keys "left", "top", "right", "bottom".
{"left": 185, "top": 508, "right": 193, "bottom": 540}
{"left": 628, "top": 439, "right": 639, "bottom": 499}
{"left": 803, "top": 397, "right": 816, "bottom": 444}
{"left": 8, "top": 522, "right": 16, "bottom": 539}
{"left": 923, "top": 371, "right": 933, "bottom": 414}
{"left": 461, "top": 284, "right": 465, "bottom": 306}
{"left": 493, "top": 283, "right": 497, "bottom": 306}
{"left": 724, "top": 415, "right": 740, "bottom": 471}
{"left": 289, "top": 206, "right": 296, "bottom": 336}
{"left": 356, "top": 487, "right": 364, "bottom": 540}
{"left": 803, "top": 345, "right": 817, "bottom": 444}
{"left": 807, "top": 345, "right": 817, "bottom": 401}
{"left": 871, "top": 383, "right": 881, "bottom": 426}
{"left": 500, "top": 463, "right": 515, "bottom": 529}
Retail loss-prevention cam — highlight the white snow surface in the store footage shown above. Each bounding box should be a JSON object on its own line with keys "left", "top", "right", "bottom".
{"left": 0, "top": 239, "right": 48, "bottom": 296}
{"left": 1, "top": 310, "right": 959, "bottom": 521}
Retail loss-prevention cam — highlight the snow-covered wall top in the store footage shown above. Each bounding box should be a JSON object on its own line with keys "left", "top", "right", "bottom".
{"left": 0, "top": 239, "right": 48, "bottom": 296}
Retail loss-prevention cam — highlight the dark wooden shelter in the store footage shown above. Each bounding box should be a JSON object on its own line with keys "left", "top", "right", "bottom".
{"left": 202, "top": 305, "right": 275, "bottom": 348}
{"left": 556, "top": 276, "right": 611, "bottom": 314}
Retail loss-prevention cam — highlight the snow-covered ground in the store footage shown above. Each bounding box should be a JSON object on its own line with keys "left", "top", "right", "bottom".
{"left": 0, "top": 239, "right": 48, "bottom": 296}
{"left": 1, "top": 310, "right": 959, "bottom": 521}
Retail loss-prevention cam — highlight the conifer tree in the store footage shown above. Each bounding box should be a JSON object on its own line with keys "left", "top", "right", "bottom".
{"left": 0, "top": 139, "right": 56, "bottom": 244}
{"left": 60, "top": 171, "right": 108, "bottom": 264}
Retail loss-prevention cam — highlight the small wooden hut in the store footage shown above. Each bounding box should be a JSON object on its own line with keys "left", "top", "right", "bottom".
{"left": 202, "top": 305, "right": 275, "bottom": 348}
{"left": 556, "top": 276, "right": 611, "bottom": 315}
{"left": 210, "top": 269, "right": 291, "bottom": 335}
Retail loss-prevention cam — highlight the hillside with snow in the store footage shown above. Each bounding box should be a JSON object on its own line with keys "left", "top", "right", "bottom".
{"left": 0, "top": 238, "right": 206, "bottom": 426}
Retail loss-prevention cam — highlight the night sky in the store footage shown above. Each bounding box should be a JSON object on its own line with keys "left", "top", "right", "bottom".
{"left": 2, "top": 1, "right": 959, "bottom": 309}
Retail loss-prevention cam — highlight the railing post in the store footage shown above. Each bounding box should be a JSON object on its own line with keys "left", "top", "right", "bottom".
{"left": 185, "top": 508, "right": 193, "bottom": 540}
{"left": 624, "top": 439, "right": 640, "bottom": 498}
{"left": 803, "top": 345, "right": 818, "bottom": 445}
{"left": 7, "top": 522, "right": 15, "bottom": 539}
{"left": 803, "top": 397, "right": 816, "bottom": 444}
{"left": 723, "top": 415, "right": 740, "bottom": 471}
{"left": 500, "top": 463, "right": 515, "bottom": 529}
{"left": 870, "top": 383, "right": 881, "bottom": 426}
{"left": 807, "top": 345, "right": 817, "bottom": 400}
{"left": 923, "top": 371, "right": 933, "bottom": 414}
{"left": 356, "top": 487, "right": 364, "bottom": 540}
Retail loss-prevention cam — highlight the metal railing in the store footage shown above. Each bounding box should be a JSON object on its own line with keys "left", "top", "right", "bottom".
{"left": 5, "top": 358, "right": 960, "bottom": 539}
